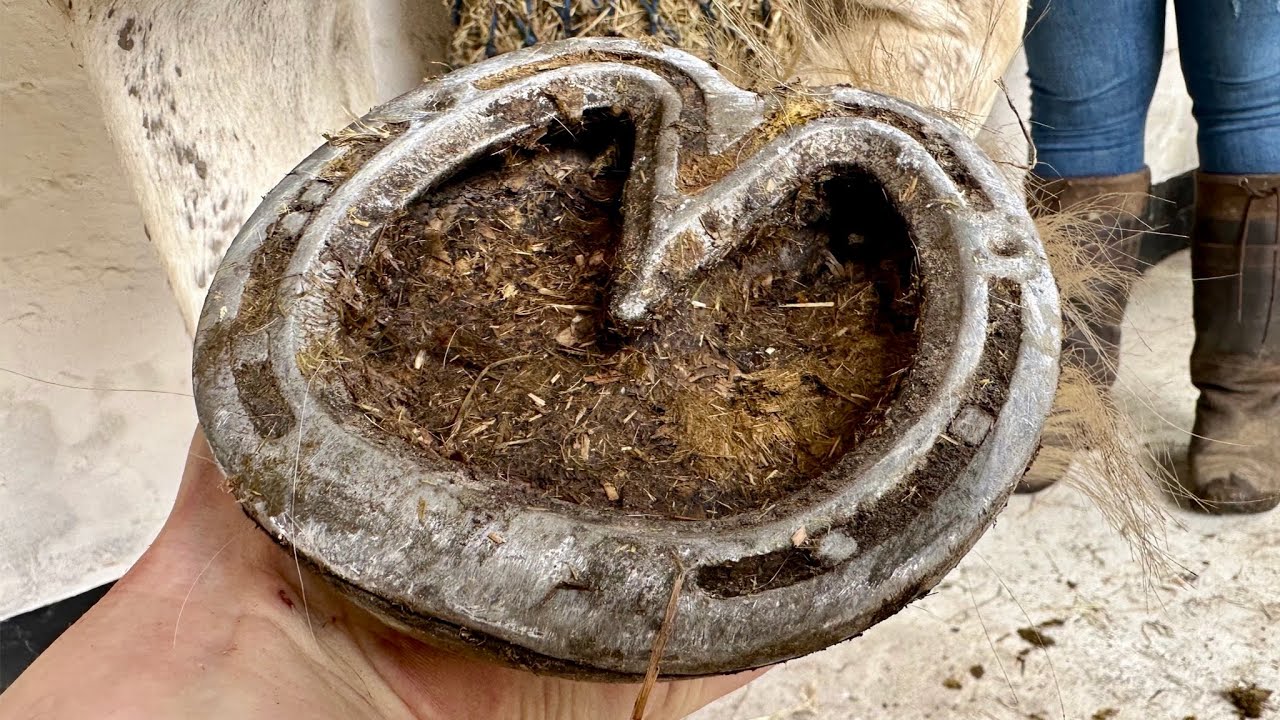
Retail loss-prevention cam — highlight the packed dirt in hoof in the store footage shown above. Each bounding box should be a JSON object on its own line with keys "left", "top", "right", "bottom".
{"left": 315, "top": 121, "right": 920, "bottom": 519}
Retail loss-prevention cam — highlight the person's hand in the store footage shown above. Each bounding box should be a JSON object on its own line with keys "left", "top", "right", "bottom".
{"left": 0, "top": 431, "right": 763, "bottom": 719}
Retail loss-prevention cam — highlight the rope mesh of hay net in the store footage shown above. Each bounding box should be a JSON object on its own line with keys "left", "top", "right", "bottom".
{"left": 447, "top": 0, "right": 797, "bottom": 87}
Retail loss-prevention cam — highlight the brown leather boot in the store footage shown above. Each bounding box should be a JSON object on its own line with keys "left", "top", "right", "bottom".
{"left": 1030, "top": 168, "right": 1151, "bottom": 386}
{"left": 1189, "top": 172, "right": 1280, "bottom": 514}
{"left": 1017, "top": 168, "right": 1150, "bottom": 493}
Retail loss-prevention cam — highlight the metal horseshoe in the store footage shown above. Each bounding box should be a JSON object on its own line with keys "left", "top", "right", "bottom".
{"left": 193, "top": 38, "right": 1060, "bottom": 678}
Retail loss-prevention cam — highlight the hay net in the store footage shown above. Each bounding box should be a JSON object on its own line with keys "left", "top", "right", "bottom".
{"left": 448, "top": 0, "right": 797, "bottom": 87}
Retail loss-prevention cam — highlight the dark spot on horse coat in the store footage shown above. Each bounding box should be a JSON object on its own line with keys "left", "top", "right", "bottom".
{"left": 175, "top": 65, "right": 182, "bottom": 77}
{"left": 170, "top": 140, "right": 209, "bottom": 181}
{"left": 117, "top": 17, "right": 136, "bottom": 51}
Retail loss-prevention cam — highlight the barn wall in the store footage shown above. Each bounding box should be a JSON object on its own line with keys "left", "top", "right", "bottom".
{"left": 0, "top": 0, "right": 195, "bottom": 618}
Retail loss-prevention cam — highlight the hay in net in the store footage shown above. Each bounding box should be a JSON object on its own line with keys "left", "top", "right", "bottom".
{"left": 449, "top": 0, "right": 1024, "bottom": 124}
{"left": 448, "top": 0, "right": 799, "bottom": 88}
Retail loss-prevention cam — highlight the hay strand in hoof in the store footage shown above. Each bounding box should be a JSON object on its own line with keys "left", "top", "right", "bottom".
{"left": 632, "top": 565, "right": 686, "bottom": 720}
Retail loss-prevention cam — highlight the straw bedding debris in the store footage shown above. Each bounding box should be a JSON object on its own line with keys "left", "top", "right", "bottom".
{"left": 312, "top": 119, "right": 919, "bottom": 519}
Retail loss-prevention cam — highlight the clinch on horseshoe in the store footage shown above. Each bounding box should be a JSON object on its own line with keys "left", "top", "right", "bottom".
{"left": 193, "top": 39, "right": 1061, "bottom": 679}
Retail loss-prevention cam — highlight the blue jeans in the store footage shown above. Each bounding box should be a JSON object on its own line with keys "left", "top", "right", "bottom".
{"left": 1025, "top": 0, "right": 1280, "bottom": 178}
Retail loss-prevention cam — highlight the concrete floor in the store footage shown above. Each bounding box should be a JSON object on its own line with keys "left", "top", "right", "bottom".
{"left": 1, "top": 0, "right": 1275, "bottom": 716}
